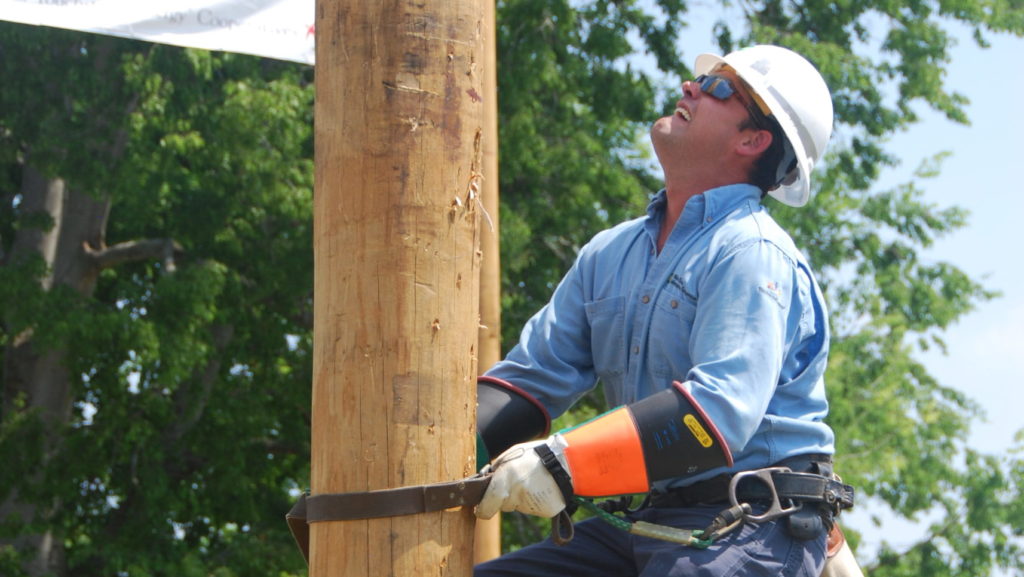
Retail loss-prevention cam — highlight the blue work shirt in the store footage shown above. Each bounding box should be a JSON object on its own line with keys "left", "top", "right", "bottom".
{"left": 486, "top": 184, "right": 835, "bottom": 486}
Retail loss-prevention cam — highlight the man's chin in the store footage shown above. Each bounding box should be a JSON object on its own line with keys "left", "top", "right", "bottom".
{"left": 649, "top": 119, "right": 682, "bottom": 153}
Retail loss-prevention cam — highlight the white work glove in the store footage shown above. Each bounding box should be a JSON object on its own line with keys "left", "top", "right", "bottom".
{"left": 475, "top": 436, "right": 572, "bottom": 519}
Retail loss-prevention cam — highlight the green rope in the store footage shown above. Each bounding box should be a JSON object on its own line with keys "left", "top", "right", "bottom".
{"left": 575, "top": 499, "right": 633, "bottom": 532}
{"left": 574, "top": 499, "right": 714, "bottom": 548}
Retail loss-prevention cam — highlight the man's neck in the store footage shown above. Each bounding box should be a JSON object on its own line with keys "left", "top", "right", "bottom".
{"left": 656, "top": 179, "right": 711, "bottom": 253}
{"left": 656, "top": 154, "right": 756, "bottom": 251}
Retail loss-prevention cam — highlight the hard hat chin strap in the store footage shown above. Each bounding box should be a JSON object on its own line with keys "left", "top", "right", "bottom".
{"left": 773, "top": 138, "right": 798, "bottom": 188}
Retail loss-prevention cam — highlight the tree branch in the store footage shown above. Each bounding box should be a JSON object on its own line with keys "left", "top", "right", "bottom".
{"left": 83, "top": 238, "right": 182, "bottom": 273}
{"left": 166, "top": 324, "right": 235, "bottom": 445}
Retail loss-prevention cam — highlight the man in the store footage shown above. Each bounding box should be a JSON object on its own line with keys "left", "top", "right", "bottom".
{"left": 473, "top": 44, "right": 849, "bottom": 576}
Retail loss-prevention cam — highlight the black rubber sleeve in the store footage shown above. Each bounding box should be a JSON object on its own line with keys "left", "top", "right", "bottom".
{"left": 627, "top": 383, "right": 733, "bottom": 482}
{"left": 477, "top": 376, "right": 551, "bottom": 460}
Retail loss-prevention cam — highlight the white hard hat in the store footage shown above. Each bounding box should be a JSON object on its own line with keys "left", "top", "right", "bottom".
{"left": 695, "top": 45, "right": 834, "bottom": 207}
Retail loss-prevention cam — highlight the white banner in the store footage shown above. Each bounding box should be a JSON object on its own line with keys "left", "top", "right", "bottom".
{"left": 0, "top": 0, "right": 315, "bottom": 65}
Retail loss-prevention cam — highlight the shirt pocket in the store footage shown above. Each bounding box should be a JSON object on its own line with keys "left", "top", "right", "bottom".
{"left": 648, "top": 290, "right": 697, "bottom": 380}
{"left": 584, "top": 296, "right": 627, "bottom": 382}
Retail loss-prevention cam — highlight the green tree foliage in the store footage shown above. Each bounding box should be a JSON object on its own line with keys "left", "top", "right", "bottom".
{"left": 1, "top": 25, "right": 313, "bottom": 577}
{"left": 1, "top": 0, "right": 1023, "bottom": 575}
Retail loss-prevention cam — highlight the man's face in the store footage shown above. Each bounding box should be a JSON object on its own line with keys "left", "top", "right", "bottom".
{"left": 650, "top": 67, "right": 761, "bottom": 171}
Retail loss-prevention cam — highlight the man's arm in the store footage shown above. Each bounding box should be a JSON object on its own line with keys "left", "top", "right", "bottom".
{"left": 476, "top": 382, "right": 732, "bottom": 518}
{"left": 477, "top": 376, "right": 551, "bottom": 465}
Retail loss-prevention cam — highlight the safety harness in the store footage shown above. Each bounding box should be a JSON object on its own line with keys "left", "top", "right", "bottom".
{"left": 284, "top": 463, "right": 854, "bottom": 564}
{"left": 563, "top": 465, "right": 854, "bottom": 547}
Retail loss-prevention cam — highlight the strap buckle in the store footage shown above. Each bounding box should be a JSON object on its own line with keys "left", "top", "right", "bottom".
{"left": 728, "top": 466, "right": 802, "bottom": 523}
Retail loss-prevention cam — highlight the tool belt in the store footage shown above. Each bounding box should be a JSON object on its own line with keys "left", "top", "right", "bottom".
{"left": 654, "top": 455, "right": 849, "bottom": 506}
{"left": 646, "top": 454, "right": 854, "bottom": 540}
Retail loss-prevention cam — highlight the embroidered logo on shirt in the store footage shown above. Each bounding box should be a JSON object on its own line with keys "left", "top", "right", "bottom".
{"left": 667, "top": 273, "right": 685, "bottom": 292}
{"left": 758, "top": 280, "right": 785, "bottom": 307}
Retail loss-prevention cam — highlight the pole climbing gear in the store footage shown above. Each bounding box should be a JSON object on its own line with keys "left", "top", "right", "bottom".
{"left": 285, "top": 463, "right": 853, "bottom": 565}
{"left": 555, "top": 464, "right": 854, "bottom": 550}
{"left": 285, "top": 474, "right": 492, "bottom": 564}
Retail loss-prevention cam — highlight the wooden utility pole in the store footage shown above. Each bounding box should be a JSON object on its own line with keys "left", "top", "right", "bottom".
{"left": 473, "top": 0, "right": 502, "bottom": 564}
{"left": 311, "top": 0, "right": 485, "bottom": 574}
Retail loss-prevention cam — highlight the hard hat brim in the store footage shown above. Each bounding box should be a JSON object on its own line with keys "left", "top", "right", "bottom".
{"left": 694, "top": 53, "right": 812, "bottom": 207}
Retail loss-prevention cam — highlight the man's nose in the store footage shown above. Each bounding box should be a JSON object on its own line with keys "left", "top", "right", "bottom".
{"left": 680, "top": 79, "right": 700, "bottom": 99}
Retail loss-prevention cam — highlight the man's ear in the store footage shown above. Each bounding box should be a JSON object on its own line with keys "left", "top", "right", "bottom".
{"left": 736, "top": 128, "right": 773, "bottom": 158}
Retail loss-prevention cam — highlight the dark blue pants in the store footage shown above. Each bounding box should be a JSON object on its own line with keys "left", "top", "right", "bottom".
{"left": 474, "top": 505, "right": 827, "bottom": 577}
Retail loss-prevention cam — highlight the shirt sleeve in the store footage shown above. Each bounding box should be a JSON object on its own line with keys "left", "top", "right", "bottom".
{"left": 681, "top": 237, "right": 804, "bottom": 452}
{"left": 483, "top": 254, "right": 599, "bottom": 419}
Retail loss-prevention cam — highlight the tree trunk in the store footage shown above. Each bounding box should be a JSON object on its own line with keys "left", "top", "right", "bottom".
{"left": 310, "top": 0, "right": 485, "bottom": 574}
{"left": 1, "top": 159, "right": 176, "bottom": 577}
{"left": 0, "top": 165, "right": 108, "bottom": 577}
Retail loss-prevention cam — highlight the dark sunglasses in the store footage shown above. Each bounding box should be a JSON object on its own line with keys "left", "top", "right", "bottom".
{"left": 694, "top": 73, "right": 773, "bottom": 127}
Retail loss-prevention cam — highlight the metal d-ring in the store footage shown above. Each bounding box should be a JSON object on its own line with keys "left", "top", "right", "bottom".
{"left": 728, "top": 466, "right": 802, "bottom": 523}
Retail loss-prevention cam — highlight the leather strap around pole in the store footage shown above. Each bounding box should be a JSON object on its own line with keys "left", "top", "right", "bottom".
{"left": 286, "top": 475, "right": 492, "bottom": 564}
{"left": 285, "top": 494, "right": 311, "bottom": 564}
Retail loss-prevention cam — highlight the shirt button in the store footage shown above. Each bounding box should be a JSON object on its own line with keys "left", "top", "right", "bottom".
{"left": 641, "top": 295, "right": 650, "bottom": 304}
{"left": 706, "top": 216, "right": 713, "bottom": 223}
{"left": 633, "top": 346, "right": 640, "bottom": 354}
{"left": 671, "top": 300, "right": 679, "bottom": 309}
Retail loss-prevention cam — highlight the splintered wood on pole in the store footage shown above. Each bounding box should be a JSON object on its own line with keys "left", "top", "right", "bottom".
{"left": 473, "top": 0, "right": 502, "bottom": 563}
{"left": 311, "top": 0, "right": 485, "bottom": 574}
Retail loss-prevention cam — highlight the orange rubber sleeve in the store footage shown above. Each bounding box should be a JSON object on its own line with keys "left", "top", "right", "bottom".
{"left": 561, "top": 407, "right": 650, "bottom": 497}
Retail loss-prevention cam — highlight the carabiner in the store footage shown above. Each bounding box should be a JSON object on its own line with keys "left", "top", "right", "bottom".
{"left": 728, "top": 466, "right": 802, "bottom": 523}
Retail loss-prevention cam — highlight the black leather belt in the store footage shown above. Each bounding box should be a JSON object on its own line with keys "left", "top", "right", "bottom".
{"left": 650, "top": 455, "right": 854, "bottom": 514}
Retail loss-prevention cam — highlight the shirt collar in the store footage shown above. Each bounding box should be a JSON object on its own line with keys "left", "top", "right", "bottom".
{"left": 646, "top": 183, "right": 762, "bottom": 226}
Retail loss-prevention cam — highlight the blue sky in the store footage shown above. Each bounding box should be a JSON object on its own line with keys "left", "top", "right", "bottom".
{"left": 882, "top": 29, "right": 1024, "bottom": 457}
{"left": 842, "top": 28, "right": 1024, "bottom": 562}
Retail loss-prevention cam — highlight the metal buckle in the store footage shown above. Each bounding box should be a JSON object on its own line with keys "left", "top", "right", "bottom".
{"left": 728, "top": 466, "right": 802, "bottom": 523}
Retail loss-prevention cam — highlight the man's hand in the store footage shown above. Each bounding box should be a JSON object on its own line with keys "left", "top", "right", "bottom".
{"left": 475, "top": 384, "right": 732, "bottom": 518}
{"left": 475, "top": 438, "right": 571, "bottom": 519}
